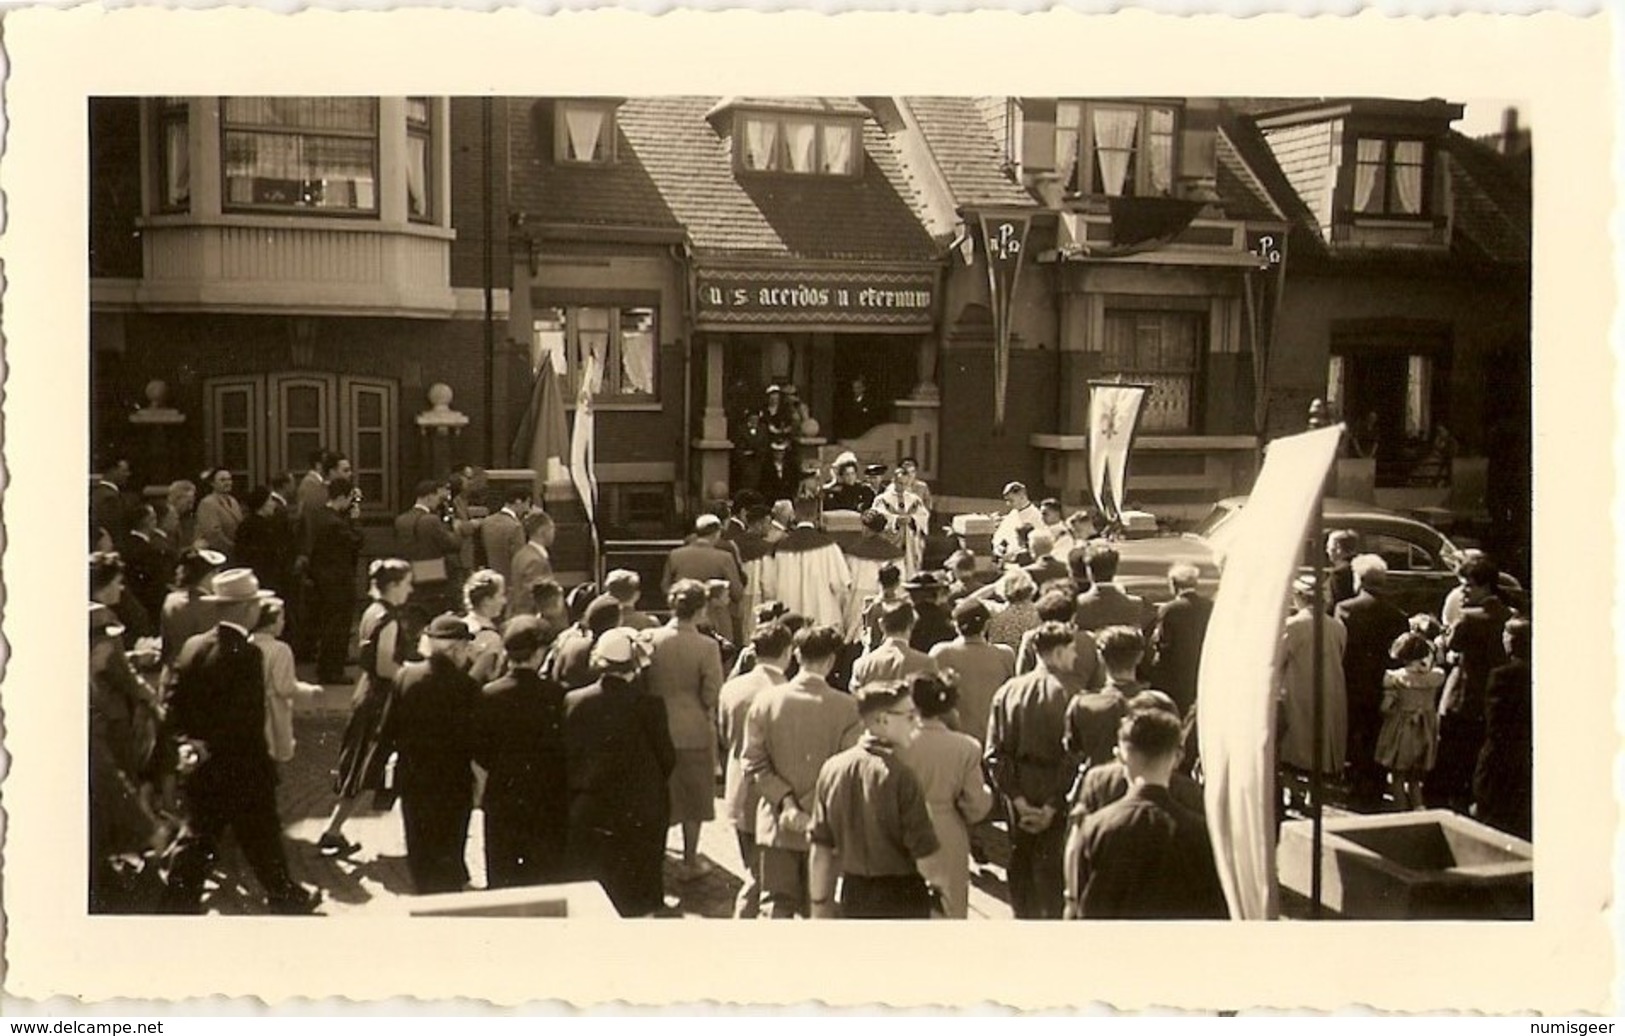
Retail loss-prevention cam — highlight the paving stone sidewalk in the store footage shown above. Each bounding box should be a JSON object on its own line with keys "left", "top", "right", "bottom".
{"left": 198, "top": 670, "right": 1014, "bottom": 920}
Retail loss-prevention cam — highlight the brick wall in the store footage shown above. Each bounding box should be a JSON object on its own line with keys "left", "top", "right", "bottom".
{"left": 449, "top": 97, "right": 511, "bottom": 292}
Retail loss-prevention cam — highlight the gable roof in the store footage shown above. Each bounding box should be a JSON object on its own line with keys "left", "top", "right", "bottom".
{"left": 510, "top": 97, "right": 939, "bottom": 264}
{"left": 904, "top": 96, "right": 1034, "bottom": 210}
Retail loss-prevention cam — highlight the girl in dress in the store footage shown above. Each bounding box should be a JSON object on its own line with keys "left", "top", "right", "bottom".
{"left": 1375, "top": 631, "right": 1445, "bottom": 811}
{"left": 897, "top": 673, "right": 994, "bottom": 919}
{"left": 318, "top": 558, "right": 414, "bottom": 857}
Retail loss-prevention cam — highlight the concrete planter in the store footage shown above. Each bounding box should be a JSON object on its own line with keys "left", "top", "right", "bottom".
{"left": 1279, "top": 809, "right": 1532, "bottom": 920}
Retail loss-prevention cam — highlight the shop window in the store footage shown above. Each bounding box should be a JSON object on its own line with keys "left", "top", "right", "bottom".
{"left": 554, "top": 101, "right": 617, "bottom": 164}
{"left": 221, "top": 97, "right": 379, "bottom": 214}
{"left": 532, "top": 305, "right": 659, "bottom": 404}
{"left": 406, "top": 97, "right": 433, "bottom": 221}
{"left": 1056, "top": 101, "right": 1177, "bottom": 198}
{"left": 1101, "top": 309, "right": 1202, "bottom": 433}
{"left": 156, "top": 97, "right": 190, "bottom": 212}
{"left": 736, "top": 112, "right": 861, "bottom": 177}
{"left": 1352, "top": 137, "right": 1430, "bottom": 217}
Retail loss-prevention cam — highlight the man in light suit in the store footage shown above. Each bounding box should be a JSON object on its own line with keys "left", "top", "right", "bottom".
{"left": 507, "top": 510, "right": 557, "bottom": 617}
{"left": 851, "top": 601, "right": 938, "bottom": 688}
{"left": 717, "top": 621, "right": 793, "bottom": 918}
{"left": 481, "top": 486, "right": 533, "bottom": 599}
{"left": 741, "top": 625, "right": 862, "bottom": 919}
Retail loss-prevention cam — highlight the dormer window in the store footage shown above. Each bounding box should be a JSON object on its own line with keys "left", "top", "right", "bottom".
{"left": 555, "top": 100, "right": 617, "bottom": 165}
{"left": 1353, "top": 137, "right": 1429, "bottom": 217}
{"left": 735, "top": 112, "right": 861, "bottom": 177}
{"left": 1056, "top": 101, "right": 1177, "bottom": 198}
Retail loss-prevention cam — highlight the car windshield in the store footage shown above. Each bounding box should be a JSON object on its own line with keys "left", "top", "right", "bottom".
{"left": 1190, "top": 502, "right": 1237, "bottom": 540}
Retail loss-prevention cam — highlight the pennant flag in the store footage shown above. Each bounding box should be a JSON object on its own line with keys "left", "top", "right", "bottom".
{"left": 569, "top": 352, "right": 601, "bottom": 551}
{"left": 1197, "top": 424, "right": 1344, "bottom": 920}
{"left": 978, "top": 211, "right": 1032, "bottom": 430}
{"left": 510, "top": 356, "right": 571, "bottom": 489}
{"left": 1086, "top": 381, "right": 1149, "bottom": 522}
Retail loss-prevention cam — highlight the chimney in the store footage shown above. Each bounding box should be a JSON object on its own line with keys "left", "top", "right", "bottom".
{"left": 1501, "top": 106, "right": 1521, "bottom": 155}
{"left": 1015, "top": 97, "right": 1057, "bottom": 176}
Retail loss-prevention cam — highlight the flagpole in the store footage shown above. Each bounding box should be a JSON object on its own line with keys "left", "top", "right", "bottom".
{"left": 1307, "top": 402, "right": 1327, "bottom": 920}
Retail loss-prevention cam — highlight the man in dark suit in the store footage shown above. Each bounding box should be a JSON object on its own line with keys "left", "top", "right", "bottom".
{"left": 122, "top": 502, "right": 175, "bottom": 623}
{"left": 394, "top": 614, "right": 481, "bottom": 894}
{"left": 395, "top": 479, "right": 462, "bottom": 617}
{"left": 480, "top": 486, "right": 532, "bottom": 601}
{"left": 299, "top": 478, "right": 364, "bottom": 685}
{"left": 662, "top": 514, "right": 745, "bottom": 640}
{"left": 1074, "top": 543, "right": 1154, "bottom": 637}
{"left": 161, "top": 569, "right": 322, "bottom": 915}
{"left": 474, "top": 616, "right": 571, "bottom": 887}
{"left": 1334, "top": 554, "right": 1411, "bottom": 810}
{"left": 1325, "top": 529, "right": 1361, "bottom": 612}
{"left": 1150, "top": 563, "right": 1214, "bottom": 718}
{"left": 759, "top": 439, "right": 799, "bottom": 506}
{"left": 1070, "top": 707, "right": 1228, "bottom": 920}
{"left": 92, "top": 453, "right": 132, "bottom": 551}
{"left": 1473, "top": 616, "right": 1531, "bottom": 841}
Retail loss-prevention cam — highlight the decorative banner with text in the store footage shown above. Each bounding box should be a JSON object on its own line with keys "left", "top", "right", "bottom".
{"left": 978, "top": 211, "right": 1031, "bottom": 430}
{"left": 695, "top": 269, "right": 936, "bottom": 328}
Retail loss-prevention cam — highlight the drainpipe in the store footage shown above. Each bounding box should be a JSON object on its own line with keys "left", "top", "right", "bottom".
{"left": 482, "top": 96, "right": 496, "bottom": 463}
{"left": 674, "top": 238, "right": 697, "bottom": 524}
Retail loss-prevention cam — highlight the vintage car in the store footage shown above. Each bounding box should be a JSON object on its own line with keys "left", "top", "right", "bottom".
{"left": 1112, "top": 497, "right": 1504, "bottom": 618}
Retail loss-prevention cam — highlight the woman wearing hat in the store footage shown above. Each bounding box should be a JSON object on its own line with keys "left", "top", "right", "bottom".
{"left": 563, "top": 627, "right": 676, "bottom": 916}
{"left": 318, "top": 558, "right": 414, "bottom": 858}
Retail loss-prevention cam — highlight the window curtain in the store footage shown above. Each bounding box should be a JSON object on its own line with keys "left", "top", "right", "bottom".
{"left": 564, "top": 107, "right": 605, "bottom": 162}
{"left": 577, "top": 308, "right": 611, "bottom": 396}
{"left": 821, "top": 123, "right": 854, "bottom": 174}
{"left": 620, "top": 328, "right": 656, "bottom": 395}
{"left": 1055, "top": 103, "right": 1081, "bottom": 192}
{"left": 1353, "top": 139, "right": 1384, "bottom": 213}
{"left": 1392, "top": 141, "right": 1425, "bottom": 214}
{"left": 164, "top": 121, "right": 190, "bottom": 206}
{"left": 1147, "top": 108, "right": 1175, "bottom": 196}
{"left": 745, "top": 118, "right": 778, "bottom": 170}
{"left": 1326, "top": 355, "right": 1345, "bottom": 415}
{"left": 1405, "top": 354, "right": 1431, "bottom": 438}
{"left": 785, "top": 121, "right": 817, "bottom": 172}
{"left": 1092, "top": 108, "right": 1139, "bottom": 196}
{"left": 406, "top": 133, "right": 428, "bottom": 217}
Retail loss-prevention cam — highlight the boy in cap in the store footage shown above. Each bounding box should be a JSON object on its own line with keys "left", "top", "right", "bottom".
{"left": 808, "top": 681, "right": 940, "bottom": 919}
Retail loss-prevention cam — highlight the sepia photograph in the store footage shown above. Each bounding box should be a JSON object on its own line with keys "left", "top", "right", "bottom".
{"left": 3, "top": 7, "right": 1611, "bottom": 1011}
{"left": 84, "top": 90, "right": 1532, "bottom": 923}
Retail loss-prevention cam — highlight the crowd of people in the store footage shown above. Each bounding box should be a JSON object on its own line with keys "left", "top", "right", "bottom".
{"left": 86, "top": 445, "right": 1533, "bottom": 920}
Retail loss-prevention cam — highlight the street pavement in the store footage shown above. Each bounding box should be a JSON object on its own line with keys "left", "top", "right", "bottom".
{"left": 197, "top": 668, "right": 1013, "bottom": 920}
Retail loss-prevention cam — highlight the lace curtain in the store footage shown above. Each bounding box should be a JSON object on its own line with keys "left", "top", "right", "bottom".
{"left": 564, "top": 107, "right": 605, "bottom": 162}
{"left": 821, "top": 123, "right": 854, "bottom": 174}
{"left": 1353, "top": 138, "right": 1385, "bottom": 213}
{"left": 1055, "top": 103, "right": 1081, "bottom": 192}
{"left": 744, "top": 118, "right": 778, "bottom": 170}
{"left": 1092, "top": 108, "right": 1139, "bottom": 196}
{"left": 1146, "top": 108, "right": 1174, "bottom": 196}
{"left": 406, "top": 133, "right": 428, "bottom": 217}
{"left": 1392, "top": 141, "right": 1424, "bottom": 215}
{"left": 164, "top": 121, "right": 190, "bottom": 207}
{"left": 784, "top": 121, "right": 817, "bottom": 172}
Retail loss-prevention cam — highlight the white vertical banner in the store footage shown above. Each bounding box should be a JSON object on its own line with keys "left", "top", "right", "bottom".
{"left": 569, "top": 352, "right": 599, "bottom": 533}
{"left": 1086, "top": 381, "right": 1148, "bottom": 520}
{"left": 1197, "top": 424, "right": 1344, "bottom": 920}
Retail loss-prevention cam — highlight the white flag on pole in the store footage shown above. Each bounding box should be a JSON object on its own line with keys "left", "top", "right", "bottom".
{"left": 569, "top": 352, "right": 599, "bottom": 531}
{"left": 1197, "top": 424, "right": 1343, "bottom": 920}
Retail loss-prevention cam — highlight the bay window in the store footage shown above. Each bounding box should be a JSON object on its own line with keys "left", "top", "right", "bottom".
{"left": 221, "top": 97, "right": 379, "bottom": 214}
{"left": 532, "top": 305, "right": 659, "bottom": 404}
{"left": 1055, "top": 101, "right": 1177, "bottom": 198}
